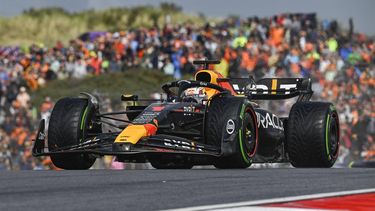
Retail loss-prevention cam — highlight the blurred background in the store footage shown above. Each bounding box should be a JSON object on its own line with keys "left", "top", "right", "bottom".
{"left": 0, "top": 0, "right": 373, "bottom": 170}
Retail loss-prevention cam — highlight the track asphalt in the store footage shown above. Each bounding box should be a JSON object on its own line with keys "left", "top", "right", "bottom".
{"left": 0, "top": 168, "right": 374, "bottom": 210}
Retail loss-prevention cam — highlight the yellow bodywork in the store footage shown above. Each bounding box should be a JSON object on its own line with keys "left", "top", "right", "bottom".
{"left": 194, "top": 69, "right": 220, "bottom": 99}
{"left": 114, "top": 125, "right": 147, "bottom": 144}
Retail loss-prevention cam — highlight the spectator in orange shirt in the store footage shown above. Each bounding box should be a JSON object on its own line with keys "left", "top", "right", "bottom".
{"left": 269, "top": 24, "right": 285, "bottom": 46}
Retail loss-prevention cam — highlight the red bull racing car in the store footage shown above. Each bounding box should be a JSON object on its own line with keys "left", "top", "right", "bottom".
{"left": 33, "top": 60, "right": 340, "bottom": 169}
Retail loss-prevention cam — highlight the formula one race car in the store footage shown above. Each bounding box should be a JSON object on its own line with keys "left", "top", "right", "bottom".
{"left": 33, "top": 60, "right": 340, "bottom": 169}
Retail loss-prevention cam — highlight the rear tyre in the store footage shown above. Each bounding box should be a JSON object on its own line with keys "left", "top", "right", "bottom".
{"left": 286, "top": 102, "right": 339, "bottom": 167}
{"left": 205, "top": 96, "right": 258, "bottom": 169}
{"left": 48, "top": 98, "right": 100, "bottom": 169}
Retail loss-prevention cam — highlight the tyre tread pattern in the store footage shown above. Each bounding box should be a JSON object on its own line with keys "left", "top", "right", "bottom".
{"left": 287, "top": 102, "right": 336, "bottom": 167}
{"left": 48, "top": 98, "right": 95, "bottom": 169}
{"left": 206, "top": 96, "right": 255, "bottom": 168}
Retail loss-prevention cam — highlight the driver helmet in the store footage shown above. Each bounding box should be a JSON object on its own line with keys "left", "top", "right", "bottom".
{"left": 183, "top": 87, "right": 208, "bottom": 104}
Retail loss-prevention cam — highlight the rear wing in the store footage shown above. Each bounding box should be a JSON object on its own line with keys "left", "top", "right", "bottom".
{"left": 218, "top": 77, "right": 313, "bottom": 101}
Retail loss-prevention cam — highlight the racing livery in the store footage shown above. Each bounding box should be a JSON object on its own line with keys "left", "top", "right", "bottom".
{"left": 33, "top": 60, "right": 340, "bottom": 169}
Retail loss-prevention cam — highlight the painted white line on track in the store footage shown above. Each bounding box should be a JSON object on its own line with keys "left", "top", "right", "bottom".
{"left": 165, "top": 188, "right": 375, "bottom": 211}
{"left": 210, "top": 207, "right": 333, "bottom": 211}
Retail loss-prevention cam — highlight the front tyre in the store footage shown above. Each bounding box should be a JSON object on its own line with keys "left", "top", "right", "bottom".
{"left": 48, "top": 98, "right": 100, "bottom": 169}
{"left": 286, "top": 102, "right": 340, "bottom": 167}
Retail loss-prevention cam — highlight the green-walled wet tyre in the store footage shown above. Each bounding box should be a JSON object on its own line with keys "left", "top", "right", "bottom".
{"left": 48, "top": 98, "right": 100, "bottom": 170}
{"left": 286, "top": 102, "right": 340, "bottom": 168}
{"left": 205, "top": 96, "right": 258, "bottom": 169}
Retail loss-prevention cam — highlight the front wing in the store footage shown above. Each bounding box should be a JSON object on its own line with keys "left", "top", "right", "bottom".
{"left": 32, "top": 121, "right": 220, "bottom": 159}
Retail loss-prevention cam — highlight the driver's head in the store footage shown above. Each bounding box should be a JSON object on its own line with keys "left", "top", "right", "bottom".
{"left": 183, "top": 87, "right": 207, "bottom": 104}
{"left": 194, "top": 70, "right": 222, "bottom": 100}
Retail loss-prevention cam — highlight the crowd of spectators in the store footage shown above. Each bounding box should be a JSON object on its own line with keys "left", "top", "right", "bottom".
{"left": 0, "top": 13, "right": 374, "bottom": 169}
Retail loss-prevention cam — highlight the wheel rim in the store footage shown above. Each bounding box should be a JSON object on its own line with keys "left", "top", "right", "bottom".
{"left": 329, "top": 113, "right": 339, "bottom": 158}
{"left": 244, "top": 113, "right": 256, "bottom": 156}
